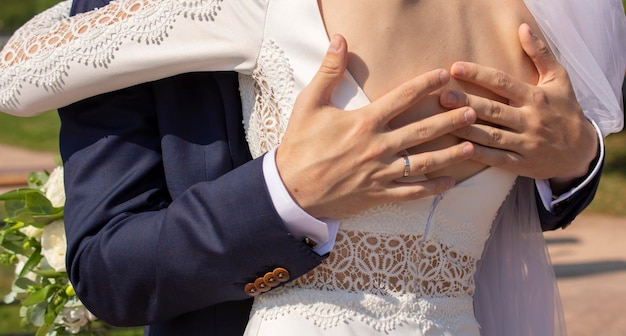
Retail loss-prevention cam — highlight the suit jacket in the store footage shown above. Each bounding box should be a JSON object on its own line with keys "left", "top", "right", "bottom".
{"left": 60, "top": 69, "right": 326, "bottom": 335}
{"left": 60, "top": 0, "right": 602, "bottom": 335}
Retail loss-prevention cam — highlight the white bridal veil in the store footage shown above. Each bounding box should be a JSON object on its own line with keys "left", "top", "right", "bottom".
{"left": 475, "top": 1, "right": 626, "bottom": 335}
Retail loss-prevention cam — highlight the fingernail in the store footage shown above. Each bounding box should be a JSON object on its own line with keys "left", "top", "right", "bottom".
{"left": 463, "top": 108, "right": 475, "bottom": 123}
{"left": 444, "top": 91, "right": 459, "bottom": 104}
{"left": 463, "top": 143, "right": 473, "bottom": 156}
{"left": 439, "top": 70, "right": 450, "bottom": 83}
{"left": 328, "top": 35, "right": 341, "bottom": 53}
{"left": 452, "top": 63, "right": 465, "bottom": 77}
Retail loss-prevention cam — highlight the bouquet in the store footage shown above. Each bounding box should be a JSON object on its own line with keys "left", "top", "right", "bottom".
{"left": 0, "top": 167, "right": 97, "bottom": 335}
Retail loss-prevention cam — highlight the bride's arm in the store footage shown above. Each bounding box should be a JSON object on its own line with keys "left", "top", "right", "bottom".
{"left": 0, "top": 0, "right": 267, "bottom": 116}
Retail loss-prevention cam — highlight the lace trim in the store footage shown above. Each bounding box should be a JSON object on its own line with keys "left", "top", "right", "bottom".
{"left": 0, "top": 0, "right": 224, "bottom": 107}
{"left": 240, "top": 39, "right": 295, "bottom": 158}
{"left": 253, "top": 288, "right": 478, "bottom": 334}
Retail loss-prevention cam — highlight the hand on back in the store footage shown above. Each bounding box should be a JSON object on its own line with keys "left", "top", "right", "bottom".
{"left": 276, "top": 35, "right": 476, "bottom": 218}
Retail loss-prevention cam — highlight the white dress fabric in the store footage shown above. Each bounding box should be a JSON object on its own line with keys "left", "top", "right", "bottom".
{"left": 245, "top": 167, "right": 516, "bottom": 336}
{"left": 0, "top": 0, "right": 624, "bottom": 335}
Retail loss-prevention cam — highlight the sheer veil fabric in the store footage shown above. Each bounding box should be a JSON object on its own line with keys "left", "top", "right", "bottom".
{"left": 524, "top": 0, "right": 626, "bottom": 136}
{"left": 475, "top": 1, "right": 625, "bottom": 335}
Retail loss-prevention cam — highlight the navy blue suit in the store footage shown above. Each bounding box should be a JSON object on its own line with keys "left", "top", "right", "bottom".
{"left": 59, "top": 0, "right": 601, "bottom": 335}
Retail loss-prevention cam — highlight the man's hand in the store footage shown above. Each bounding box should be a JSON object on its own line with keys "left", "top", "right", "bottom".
{"left": 276, "top": 35, "right": 476, "bottom": 218}
{"left": 440, "top": 23, "right": 598, "bottom": 194}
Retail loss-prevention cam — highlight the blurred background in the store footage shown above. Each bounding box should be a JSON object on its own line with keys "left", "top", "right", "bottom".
{"left": 0, "top": 1, "right": 625, "bottom": 335}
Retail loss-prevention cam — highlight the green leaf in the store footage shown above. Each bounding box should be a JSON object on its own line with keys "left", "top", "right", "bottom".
{"left": 0, "top": 221, "right": 26, "bottom": 245}
{"left": 21, "top": 283, "right": 60, "bottom": 306}
{"left": 3, "top": 199, "right": 26, "bottom": 218}
{"left": 33, "top": 268, "right": 66, "bottom": 278}
{"left": 45, "top": 290, "right": 67, "bottom": 324}
{"left": 1, "top": 241, "right": 29, "bottom": 257}
{"left": 32, "top": 209, "right": 64, "bottom": 225}
{"left": 36, "top": 323, "right": 54, "bottom": 336}
{"left": 0, "top": 188, "right": 38, "bottom": 201}
{"left": 18, "top": 249, "right": 42, "bottom": 279}
{"left": 15, "top": 276, "right": 39, "bottom": 290}
{"left": 25, "top": 192, "right": 54, "bottom": 215}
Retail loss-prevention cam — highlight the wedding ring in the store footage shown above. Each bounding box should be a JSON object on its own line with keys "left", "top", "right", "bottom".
{"left": 402, "top": 155, "right": 410, "bottom": 178}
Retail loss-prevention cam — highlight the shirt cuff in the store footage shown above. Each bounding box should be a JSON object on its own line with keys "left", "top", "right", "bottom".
{"left": 262, "top": 147, "right": 338, "bottom": 255}
{"left": 535, "top": 118, "right": 604, "bottom": 213}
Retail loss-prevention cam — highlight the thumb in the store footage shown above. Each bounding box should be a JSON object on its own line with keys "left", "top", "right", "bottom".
{"left": 304, "top": 34, "right": 349, "bottom": 107}
{"left": 518, "top": 23, "right": 559, "bottom": 84}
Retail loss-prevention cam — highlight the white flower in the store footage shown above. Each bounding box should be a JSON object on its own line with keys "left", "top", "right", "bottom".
{"left": 41, "top": 166, "right": 65, "bottom": 208}
{"left": 55, "top": 299, "right": 97, "bottom": 334}
{"left": 41, "top": 220, "right": 67, "bottom": 272}
{"left": 19, "top": 225, "right": 43, "bottom": 239}
{"left": 3, "top": 255, "right": 36, "bottom": 304}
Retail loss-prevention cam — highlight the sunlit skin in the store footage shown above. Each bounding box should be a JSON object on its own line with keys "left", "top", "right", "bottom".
{"left": 320, "top": 0, "right": 542, "bottom": 182}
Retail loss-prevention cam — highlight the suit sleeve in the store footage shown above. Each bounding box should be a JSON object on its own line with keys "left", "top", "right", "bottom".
{"left": 536, "top": 150, "right": 603, "bottom": 231}
{"left": 59, "top": 74, "right": 324, "bottom": 327}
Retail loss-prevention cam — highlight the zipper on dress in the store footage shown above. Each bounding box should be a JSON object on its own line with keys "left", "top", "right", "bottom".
{"left": 419, "top": 192, "right": 445, "bottom": 249}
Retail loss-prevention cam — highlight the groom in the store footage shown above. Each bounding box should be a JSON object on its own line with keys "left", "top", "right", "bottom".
{"left": 59, "top": 0, "right": 604, "bottom": 335}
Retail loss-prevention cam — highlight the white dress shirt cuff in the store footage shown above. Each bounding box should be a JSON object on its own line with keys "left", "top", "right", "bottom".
{"left": 535, "top": 118, "right": 604, "bottom": 213}
{"left": 262, "top": 147, "right": 339, "bottom": 255}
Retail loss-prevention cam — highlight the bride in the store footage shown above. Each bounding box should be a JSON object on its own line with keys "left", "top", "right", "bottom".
{"left": 0, "top": 0, "right": 624, "bottom": 335}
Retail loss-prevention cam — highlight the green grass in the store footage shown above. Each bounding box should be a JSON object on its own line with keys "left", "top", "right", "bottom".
{"left": 0, "top": 111, "right": 60, "bottom": 153}
{"left": 586, "top": 130, "right": 626, "bottom": 216}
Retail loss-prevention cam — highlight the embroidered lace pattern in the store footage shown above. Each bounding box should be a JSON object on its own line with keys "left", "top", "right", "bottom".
{"left": 240, "top": 39, "right": 295, "bottom": 158}
{"left": 0, "top": 0, "right": 224, "bottom": 107}
{"left": 252, "top": 202, "right": 489, "bottom": 333}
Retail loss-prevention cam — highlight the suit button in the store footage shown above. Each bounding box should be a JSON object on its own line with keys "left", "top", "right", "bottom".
{"left": 263, "top": 272, "right": 281, "bottom": 288}
{"left": 254, "top": 277, "right": 271, "bottom": 293}
{"left": 244, "top": 282, "right": 260, "bottom": 297}
{"left": 273, "top": 267, "right": 290, "bottom": 283}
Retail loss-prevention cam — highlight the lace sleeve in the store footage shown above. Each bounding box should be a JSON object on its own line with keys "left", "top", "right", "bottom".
{"left": 0, "top": 0, "right": 268, "bottom": 116}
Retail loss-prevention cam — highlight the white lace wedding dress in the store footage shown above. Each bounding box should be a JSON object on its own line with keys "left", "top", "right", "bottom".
{"left": 244, "top": 168, "right": 515, "bottom": 335}
{"left": 0, "top": 0, "right": 624, "bottom": 335}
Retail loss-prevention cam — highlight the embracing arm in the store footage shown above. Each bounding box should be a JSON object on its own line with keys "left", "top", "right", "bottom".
{"left": 0, "top": 0, "right": 267, "bottom": 116}
{"left": 59, "top": 73, "right": 325, "bottom": 326}
{"left": 441, "top": 20, "right": 625, "bottom": 230}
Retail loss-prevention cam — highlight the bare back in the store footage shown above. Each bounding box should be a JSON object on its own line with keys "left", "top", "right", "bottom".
{"left": 320, "top": 0, "right": 541, "bottom": 182}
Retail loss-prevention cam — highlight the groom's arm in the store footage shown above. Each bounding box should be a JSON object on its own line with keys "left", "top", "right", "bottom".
{"left": 440, "top": 24, "right": 607, "bottom": 230}
{"left": 59, "top": 73, "right": 326, "bottom": 326}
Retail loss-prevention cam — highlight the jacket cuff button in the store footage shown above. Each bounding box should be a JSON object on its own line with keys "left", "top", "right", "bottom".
{"left": 244, "top": 282, "right": 260, "bottom": 297}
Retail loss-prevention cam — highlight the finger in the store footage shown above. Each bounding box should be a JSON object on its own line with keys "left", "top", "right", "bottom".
{"left": 452, "top": 123, "right": 524, "bottom": 153}
{"left": 390, "top": 142, "right": 474, "bottom": 180}
{"left": 387, "top": 176, "right": 456, "bottom": 201}
{"left": 449, "top": 61, "right": 529, "bottom": 105}
{"left": 468, "top": 143, "right": 527, "bottom": 175}
{"left": 440, "top": 90, "right": 521, "bottom": 131}
{"left": 518, "top": 23, "right": 559, "bottom": 82}
{"left": 300, "top": 34, "right": 349, "bottom": 108}
{"left": 368, "top": 69, "right": 450, "bottom": 124}
{"left": 390, "top": 106, "right": 476, "bottom": 150}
